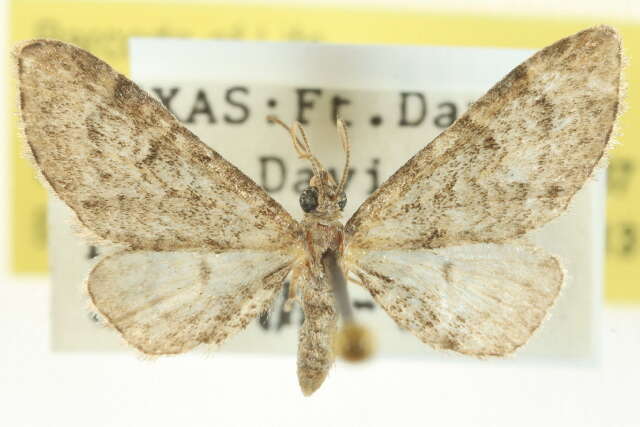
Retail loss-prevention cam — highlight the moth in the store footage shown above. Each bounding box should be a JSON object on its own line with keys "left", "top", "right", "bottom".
{"left": 15, "top": 26, "right": 622, "bottom": 396}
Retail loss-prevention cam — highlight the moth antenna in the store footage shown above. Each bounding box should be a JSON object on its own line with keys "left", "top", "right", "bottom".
{"left": 267, "top": 115, "right": 307, "bottom": 157}
{"left": 336, "top": 118, "right": 351, "bottom": 194}
{"left": 293, "top": 121, "right": 324, "bottom": 177}
{"left": 267, "top": 115, "right": 323, "bottom": 177}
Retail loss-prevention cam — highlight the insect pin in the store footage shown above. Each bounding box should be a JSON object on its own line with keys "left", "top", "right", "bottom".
{"left": 15, "top": 25, "right": 622, "bottom": 396}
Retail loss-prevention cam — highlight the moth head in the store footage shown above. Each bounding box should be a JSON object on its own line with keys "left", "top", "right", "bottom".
{"left": 268, "top": 116, "right": 350, "bottom": 219}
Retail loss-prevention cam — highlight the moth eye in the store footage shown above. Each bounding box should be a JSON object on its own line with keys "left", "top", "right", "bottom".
{"left": 338, "top": 191, "right": 347, "bottom": 210}
{"left": 300, "top": 187, "right": 319, "bottom": 213}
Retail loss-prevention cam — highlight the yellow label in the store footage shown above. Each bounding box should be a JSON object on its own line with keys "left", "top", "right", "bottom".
{"left": 9, "top": 0, "right": 640, "bottom": 301}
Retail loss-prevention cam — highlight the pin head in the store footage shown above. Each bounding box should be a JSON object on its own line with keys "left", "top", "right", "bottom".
{"left": 334, "top": 323, "right": 375, "bottom": 362}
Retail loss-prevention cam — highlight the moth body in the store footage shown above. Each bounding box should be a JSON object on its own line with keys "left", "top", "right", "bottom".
{"left": 287, "top": 145, "right": 352, "bottom": 395}
{"left": 292, "top": 223, "right": 340, "bottom": 395}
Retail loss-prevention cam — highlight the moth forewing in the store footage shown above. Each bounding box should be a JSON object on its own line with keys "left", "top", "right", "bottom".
{"left": 15, "top": 39, "right": 300, "bottom": 253}
{"left": 345, "top": 26, "right": 621, "bottom": 250}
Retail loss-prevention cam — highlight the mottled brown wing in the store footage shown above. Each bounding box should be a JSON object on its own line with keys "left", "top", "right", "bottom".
{"left": 88, "top": 250, "right": 292, "bottom": 354}
{"left": 16, "top": 39, "right": 298, "bottom": 251}
{"left": 345, "top": 26, "right": 621, "bottom": 250}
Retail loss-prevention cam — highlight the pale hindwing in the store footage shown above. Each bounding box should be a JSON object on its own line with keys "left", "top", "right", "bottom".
{"left": 88, "top": 250, "right": 292, "bottom": 355}
{"left": 16, "top": 40, "right": 298, "bottom": 251}
{"left": 349, "top": 242, "right": 563, "bottom": 356}
{"left": 346, "top": 26, "right": 621, "bottom": 250}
